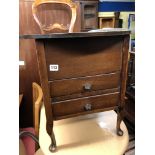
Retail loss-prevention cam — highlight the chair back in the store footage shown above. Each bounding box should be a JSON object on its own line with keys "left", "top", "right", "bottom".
{"left": 32, "top": 82, "right": 43, "bottom": 137}
{"left": 32, "top": 0, "right": 77, "bottom": 33}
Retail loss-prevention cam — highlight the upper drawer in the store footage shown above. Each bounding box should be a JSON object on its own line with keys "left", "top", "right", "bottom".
{"left": 49, "top": 72, "right": 120, "bottom": 100}
{"left": 44, "top": 36, "right": 123, "bottom": 80}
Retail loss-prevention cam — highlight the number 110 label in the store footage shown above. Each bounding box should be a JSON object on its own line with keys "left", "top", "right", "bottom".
{"left": 49, "top": 64, "right": 59, "bottom": 71}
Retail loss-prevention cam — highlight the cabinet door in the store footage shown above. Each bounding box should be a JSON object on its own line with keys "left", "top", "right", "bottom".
{"left": 80, "top": 1, "right": 98, "bottom": 31}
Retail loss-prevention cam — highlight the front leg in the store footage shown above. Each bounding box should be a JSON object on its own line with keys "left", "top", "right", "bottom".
{"left": 49, "top": 131, "right": 57, "bottom": 152}
{"left": 116, "top": 107, "right": 124, "bottom": 136}
{"left": 46, "top": 123, "right": 57, "bottom": 152}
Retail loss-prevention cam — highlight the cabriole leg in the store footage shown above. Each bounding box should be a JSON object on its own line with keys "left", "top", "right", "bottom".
{"left": 46, "top": 123, "right": 57, "bottom": 152}
{"left": 116, "top": 107, "right": 124, "bottom": 136}
{"left": 49, "top": 131, "right": 57, "bottom": 152}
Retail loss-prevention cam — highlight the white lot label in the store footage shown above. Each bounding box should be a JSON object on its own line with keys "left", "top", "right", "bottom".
{"left": 49, "top": 64, "right": 59, "bottom": 71}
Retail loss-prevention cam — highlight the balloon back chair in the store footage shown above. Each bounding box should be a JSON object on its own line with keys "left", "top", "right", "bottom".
{"left": 32, "top": 0, "right": 77, "bottom": 33}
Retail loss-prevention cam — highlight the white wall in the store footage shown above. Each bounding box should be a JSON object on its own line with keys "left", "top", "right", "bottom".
{"left": 120, "top": 12, "right": 135, "bottom": 28}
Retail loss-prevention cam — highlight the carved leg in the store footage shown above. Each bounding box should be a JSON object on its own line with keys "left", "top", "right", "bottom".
{"left": 116, "top": 108, "right": 124, "bottom": 136}
{"left": 46, "top": 123, "right": 57, "bottom": 152}
{"left": 49, "top": 131, "right": 57, "bottom": 152}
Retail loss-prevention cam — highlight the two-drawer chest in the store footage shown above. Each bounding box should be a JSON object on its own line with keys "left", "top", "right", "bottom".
{"left": 20, "top": 29, "right": 130, "bottom": 152}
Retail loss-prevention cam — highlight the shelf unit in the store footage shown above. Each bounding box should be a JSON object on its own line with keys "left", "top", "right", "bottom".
{"left": 79, "top": 1, "right": 98, "bottom": 31}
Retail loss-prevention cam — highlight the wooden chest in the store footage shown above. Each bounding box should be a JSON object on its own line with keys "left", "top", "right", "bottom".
{"left": 20, "top": 29, "right": 130, "bottom": 151}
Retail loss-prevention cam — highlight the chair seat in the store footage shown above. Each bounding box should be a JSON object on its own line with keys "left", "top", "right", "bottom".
{"left": 20, "top": 128, "right": 36, "bottom": 155}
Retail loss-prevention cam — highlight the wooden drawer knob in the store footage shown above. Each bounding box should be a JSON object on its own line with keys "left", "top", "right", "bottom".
{"left": 84, "top": 103, "right": 92, "bottom": 111}
{"left": 83, "top": 83, "right": 92, "bottom": 91}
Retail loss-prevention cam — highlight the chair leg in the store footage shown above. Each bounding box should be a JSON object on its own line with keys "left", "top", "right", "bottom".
{"left": 49, "top": 131, "right": 57, "bottom": 152}
{"left": 116, "top": 108, "right": 124, "bottom": 136}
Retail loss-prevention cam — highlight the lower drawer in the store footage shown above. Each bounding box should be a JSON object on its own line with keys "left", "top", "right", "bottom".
{"left": 52, "top": 92, "right": 120, "bottom": 119}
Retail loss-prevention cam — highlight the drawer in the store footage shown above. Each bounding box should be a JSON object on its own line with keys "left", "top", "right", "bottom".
{"left": 52, "top": 92, "right": 120, "bottom": 119}
{"left": 49, "top": 72, "right": 120, "bottom": 100}
{"left": 45, "top": 37, "right": 123, "bottom": 80}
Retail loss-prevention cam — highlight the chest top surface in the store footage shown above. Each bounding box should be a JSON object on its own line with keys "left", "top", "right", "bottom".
{"left": 19, "top": 28, "right": 130, "bottom": 39}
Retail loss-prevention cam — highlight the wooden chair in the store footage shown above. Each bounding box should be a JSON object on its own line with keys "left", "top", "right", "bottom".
{"left": 33, "top": 82, "right": 43, "bottom": 137}
{"left": 32, "top": 0, "right": 77, "bottom": 33}
{"left": 19, "top": 82, "right": 43, "bottom": 155}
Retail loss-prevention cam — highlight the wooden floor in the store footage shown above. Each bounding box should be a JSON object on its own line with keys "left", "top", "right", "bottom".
{"left": 39, "top": 107, "right": 129, "bottom": 155}
{"left": 124, "top": 119, "right": 135, "bottom": 155}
